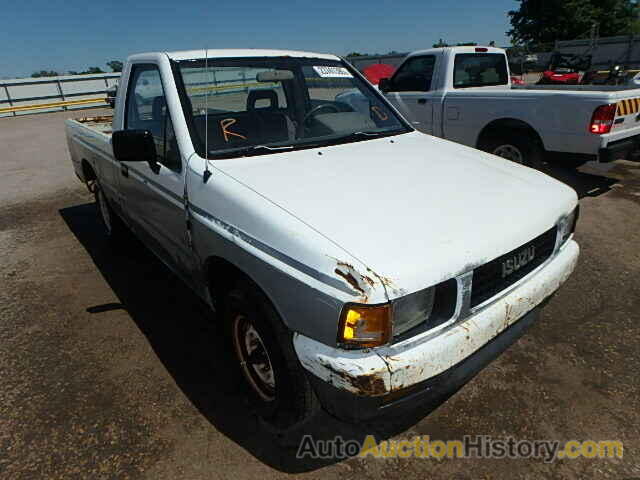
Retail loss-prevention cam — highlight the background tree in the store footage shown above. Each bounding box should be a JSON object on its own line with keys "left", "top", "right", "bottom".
{"left": 508, "top": 0, "right": 639, "bottom": 45}
{"left": 106, "top": 60, "right": 123, "bottom": 72}
{"left": 433, "top": 39, "right": 449, "bottom": 48}
{"left": 81, "top": 67, "right": 105, "bottom": 74}
{"left": 31, "top": 70, "right": 59, "bottom": 78}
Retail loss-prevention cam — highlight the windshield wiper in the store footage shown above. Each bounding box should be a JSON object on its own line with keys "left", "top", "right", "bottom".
{"left": 207, "top": 144, "right": 294, "bottom": 159}
{"left": 314, "top": 129, "right": 406, "bottom": 146}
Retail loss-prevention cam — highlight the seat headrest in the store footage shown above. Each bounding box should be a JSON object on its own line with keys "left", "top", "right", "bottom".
{"left": 247, "top": 89, "right": 278, "bottom": 110}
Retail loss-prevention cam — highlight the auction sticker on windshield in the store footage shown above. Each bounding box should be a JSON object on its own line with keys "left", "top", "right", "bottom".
{"left": 313, "top": 66, "right": 353, "bottom": 78}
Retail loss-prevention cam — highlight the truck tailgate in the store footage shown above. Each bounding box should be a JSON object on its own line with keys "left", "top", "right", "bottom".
{"left": 611, "top": 94, "right": 640, "bottom": 135}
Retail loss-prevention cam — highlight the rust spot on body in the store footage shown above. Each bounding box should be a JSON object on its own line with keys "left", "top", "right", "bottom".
{"left": 322, "top": 362, "right": 388, "bottom": 396}
{"left": 333, "top": 260, "right": 377, "bottom": 302}
{"left": 336, "top": 262, "right": 376, "bottom": 287}
{"left": 351, "top": 374, "right": 387, "bottom": 396}
{"left": 335, "top": 268, "right": 365, "bottom": 295}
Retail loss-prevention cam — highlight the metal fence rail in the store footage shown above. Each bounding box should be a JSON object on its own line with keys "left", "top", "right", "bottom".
{"left": 0, "top": 73, "right": 120, "bottom": 117}
{"left": 555, "top": 35, "right": 640, "bottom": 69}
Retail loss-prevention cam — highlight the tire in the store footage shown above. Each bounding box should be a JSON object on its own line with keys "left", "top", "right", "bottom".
{"left": 481, "top": 133, "right": 545, "bottom": 170}
{"left": 561, "top": 158, "right": 588, "bottom": 169}
{"left": 225, "top": 280, "right": 319, "bottom": 430}
{"left": 94, "top": 178, "right": 128, "bottom": 243}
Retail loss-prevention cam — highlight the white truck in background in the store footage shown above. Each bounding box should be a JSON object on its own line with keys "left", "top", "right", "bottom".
{"left": 345, "top": 46, "right": 640, "bottom": 168}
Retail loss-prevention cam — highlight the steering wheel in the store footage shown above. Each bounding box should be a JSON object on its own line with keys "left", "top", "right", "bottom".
{"left": 302, "top": 103, "right": 340, "bottom": 125}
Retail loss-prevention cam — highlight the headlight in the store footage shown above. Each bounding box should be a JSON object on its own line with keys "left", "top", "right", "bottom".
{"left": 337, "top": 281, "right": 455, "bottom": 349}
{"left": 392, "top": 287, "right": 435, "bottom": 337}
{"left": 557, "top": 206, "right": 580, "bottom": 246}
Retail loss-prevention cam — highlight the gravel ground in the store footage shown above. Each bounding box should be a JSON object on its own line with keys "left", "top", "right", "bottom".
{"left": 1, "top": 108, "right": 639, "bottom": 479}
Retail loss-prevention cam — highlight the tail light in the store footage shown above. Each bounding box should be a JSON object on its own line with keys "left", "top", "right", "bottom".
{"left": 589, "top": 104, "right": 617, "bottom": 134}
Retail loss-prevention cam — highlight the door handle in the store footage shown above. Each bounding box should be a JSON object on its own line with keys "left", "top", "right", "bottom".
{"left": 120, "top": 164, "right": 129, "bottom": 177}
{"left": 418, "top": 98, "right": 428, "bottom": 105}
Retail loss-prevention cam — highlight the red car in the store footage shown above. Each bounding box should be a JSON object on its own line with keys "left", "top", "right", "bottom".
{"left": 362, "top": 63, "right": 396, "bottom": 85}
{"left": 539, "top": 70, "right": 580, "bottom": 85}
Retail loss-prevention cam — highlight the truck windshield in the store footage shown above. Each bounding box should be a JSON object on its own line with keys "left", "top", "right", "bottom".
{"left": 174, "top": 57, "right": 410, "bottom": 159}
{"left": 453, "top": 53, "right": 508, "bottom": 89}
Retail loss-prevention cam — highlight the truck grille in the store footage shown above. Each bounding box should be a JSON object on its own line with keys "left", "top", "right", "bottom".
{"left": 470, "top": 226, "right": 557, "bottom": 308}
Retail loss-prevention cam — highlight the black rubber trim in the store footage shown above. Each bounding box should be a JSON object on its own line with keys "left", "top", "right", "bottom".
{"left": 599, "top": 134, "right": 640, "bottom": 162}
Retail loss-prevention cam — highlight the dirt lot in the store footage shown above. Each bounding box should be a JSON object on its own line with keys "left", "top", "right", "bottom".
{"left": 1, "top": 108, "right": 639, "bottom": 479}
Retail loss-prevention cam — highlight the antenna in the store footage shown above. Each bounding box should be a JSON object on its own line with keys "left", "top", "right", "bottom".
{"left": 203, "top": 46, "right": 212, "bottom": 183}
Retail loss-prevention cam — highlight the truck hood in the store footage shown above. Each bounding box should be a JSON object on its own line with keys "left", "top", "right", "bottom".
{"left": 214, "top": 131, "right": 577, "bottom": 299}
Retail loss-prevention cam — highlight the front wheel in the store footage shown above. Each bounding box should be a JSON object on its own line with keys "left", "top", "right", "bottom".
{"left": 481, "top": 134, "right": 545, "bottom": 170}
{"left": 225, "top": 281, "right": 319, "bottom": 430}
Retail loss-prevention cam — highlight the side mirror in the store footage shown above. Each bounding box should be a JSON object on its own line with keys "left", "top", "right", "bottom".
{"left": 378, "top": 77, "right": 392, "bottom": 93}
{"left": 112, "top": 130, "right": 157, "bottom": 163}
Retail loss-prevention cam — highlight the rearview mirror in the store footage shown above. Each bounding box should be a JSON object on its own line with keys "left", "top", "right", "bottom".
{"left": 378, "top": 77, "right": 392, "bottom": 93}
{"left": 112, "top": 130, "right": 157, "bottom": 163}
{"left": 256, "top": 70, "right": 294, "bottom": 82}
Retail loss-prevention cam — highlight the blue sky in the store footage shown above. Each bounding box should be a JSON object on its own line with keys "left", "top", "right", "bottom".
{"left": 1, "top": 0, "right": 517, "bottom": 78}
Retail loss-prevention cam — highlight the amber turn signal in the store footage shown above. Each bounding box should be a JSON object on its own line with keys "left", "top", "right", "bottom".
{"left": 338, "top": 303, "right": 392, "bottom": 348}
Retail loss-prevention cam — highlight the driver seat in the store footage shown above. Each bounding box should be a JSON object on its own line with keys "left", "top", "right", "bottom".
{"left": 247, "top": 89, "right": 295, "bottom": 140}
{"left": 247, "top": 89, "right": 279, "bottom": 110}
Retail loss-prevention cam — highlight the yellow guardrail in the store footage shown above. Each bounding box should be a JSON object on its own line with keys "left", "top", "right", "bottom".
{"left": 595, "top": 69, "right": 640, "bottom": 74}
{"left": 187, "top": 81, "right": 277, "bottom": 94}
{"left": 0, "top": 97, "right": 107, "bottom": 114}
{"left": 186, "top": 77, "right": 347, "bottom": 94}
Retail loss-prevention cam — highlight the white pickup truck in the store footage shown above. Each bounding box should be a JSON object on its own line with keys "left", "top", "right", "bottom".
{"left": 361, "top": 46, "right": 640, "bottom": 168}
{"left": 66, "top": 48, "right": 579, "bottom": 427}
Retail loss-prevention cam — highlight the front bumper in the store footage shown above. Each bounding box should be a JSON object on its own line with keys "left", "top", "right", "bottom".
{"left": 600, "top": 133, "right": 640, "bottom": 162}
{"left": 294, "top": 239, "right": 579, "bottom": 422}
{"left": 308, "top": 307, "right": 542, "bottom": 422}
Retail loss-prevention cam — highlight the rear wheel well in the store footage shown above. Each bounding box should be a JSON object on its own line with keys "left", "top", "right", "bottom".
{"left": 81, "top": 160, "right": 98, "bottom": 193}
{"left": 81, "top": 159, "right": 96, "bottom": 182}
{"left": 476, "top": 119, "right": 544, "bottom": 151}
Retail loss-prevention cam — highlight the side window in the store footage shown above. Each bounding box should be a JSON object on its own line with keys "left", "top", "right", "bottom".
{"left": 391, "top": 56, "right": 436, "bottom": 92}
{"left": 125, "top": 65, "right": 181, "bottom": 171}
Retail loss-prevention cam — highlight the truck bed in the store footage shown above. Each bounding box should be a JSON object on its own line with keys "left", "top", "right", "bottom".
{"left": 73, "top": 115, "right": 114, "bottom": 136}
{"left": 65, "top": 114, "right": 115, "bottom": 184}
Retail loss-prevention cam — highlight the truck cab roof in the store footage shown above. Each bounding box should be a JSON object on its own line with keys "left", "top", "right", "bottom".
{"left": 406, "top": 45, "right": 506, "bottom": 58}
{"left": 127, "top": 49, "right": 340, "bottom": 63}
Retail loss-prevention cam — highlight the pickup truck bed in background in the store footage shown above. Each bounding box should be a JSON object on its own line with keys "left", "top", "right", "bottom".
{"left": 371, "top": 46, "right": 640, "bottom": 167}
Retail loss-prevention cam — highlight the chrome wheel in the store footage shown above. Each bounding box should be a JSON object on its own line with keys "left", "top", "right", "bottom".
{"left": 97, "top": 185, "right": 112, "bottom": 235}
{"left": 493, "top": 144, "right": 524, "bottom": 164}
{"left": 232, "top": 314, "right": 276, "bottom": 401}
